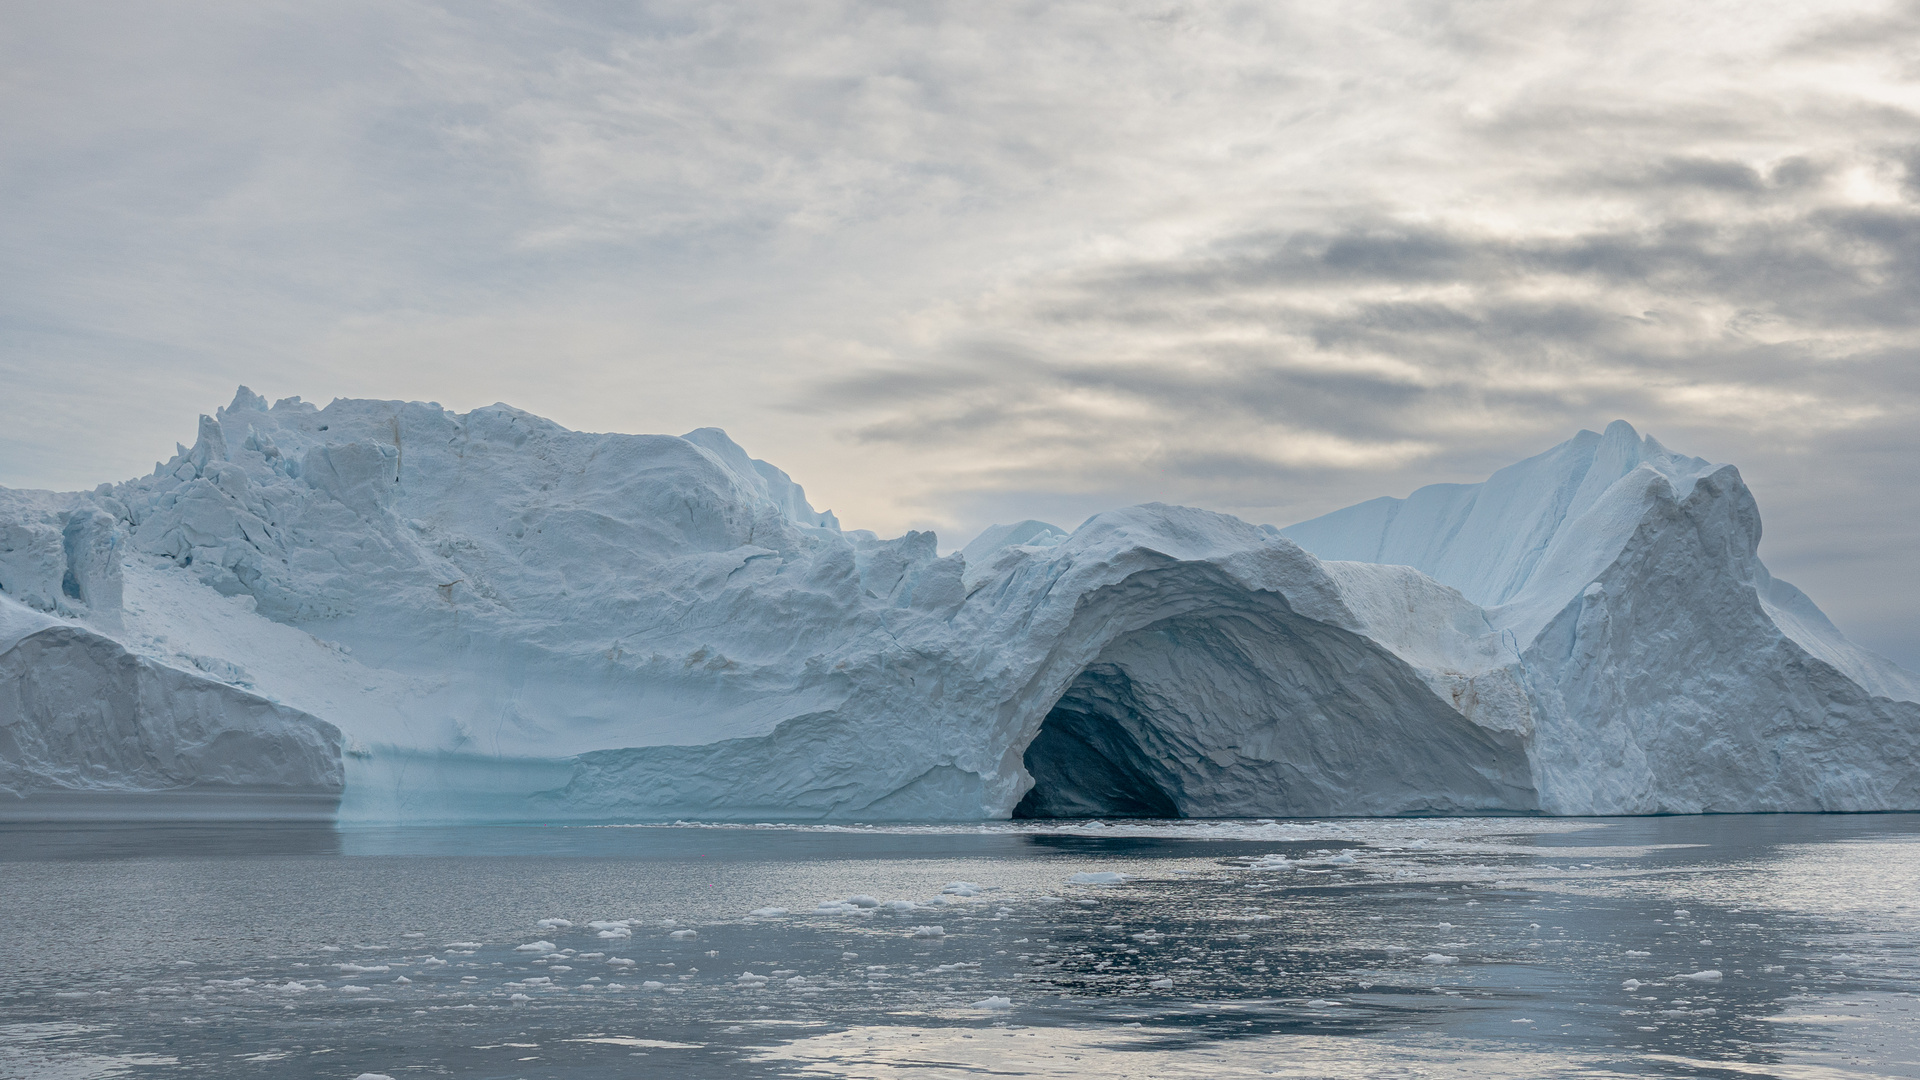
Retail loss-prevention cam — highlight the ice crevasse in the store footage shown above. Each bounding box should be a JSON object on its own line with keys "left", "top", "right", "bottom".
{"left": 1, "top": 389, "right": 1914, "bottom": 822}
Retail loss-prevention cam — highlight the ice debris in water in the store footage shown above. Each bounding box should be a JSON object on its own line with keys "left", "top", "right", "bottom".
{"left": 1675, "top": 970, "right": 1723, "bottom": 983}
{"left": 749, "top": 907, "right": 789, "bottom": 917}
{"left": 670, "top": 930, "right": 699, "bottom": 940}
{"left": 1421, "top": 954, "right": 1460, "bottom": 965}
{"left": 1068, "top": 872, "right": 1129, "bottom": 885}
{"left": 1148, "top": 977, "right": 1174, "bottom": 989}
{"left": 515, "top": 940, "right": 557, "bottom": 953}
{"left": 537, "top": 918, "right": 573, "bottom": 929}
{"left": 1622, "top": 979, "right": 1644, "bottom": 990}
{"left": 973, "top": 996, "right": 1014, "bottom": 1010}
{"left": 910, "top": 926, "right": 947, "bottom": 938}
{"left": 941, "top": 882, "right": 985, "bottom": 896}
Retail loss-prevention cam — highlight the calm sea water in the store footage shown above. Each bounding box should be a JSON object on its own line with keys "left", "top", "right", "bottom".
{"left": 2, "top": 814, "right": 1917, "bottom": 1079}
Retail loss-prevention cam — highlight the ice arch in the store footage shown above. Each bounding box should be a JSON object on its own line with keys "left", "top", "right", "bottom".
{"left": 1011, "top": 566, "right": 1538, "bottom": 818}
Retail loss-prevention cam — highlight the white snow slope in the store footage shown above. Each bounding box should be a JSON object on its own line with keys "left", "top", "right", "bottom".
{"left": 1, "top": 393, "right": 1913, "bottom": 821}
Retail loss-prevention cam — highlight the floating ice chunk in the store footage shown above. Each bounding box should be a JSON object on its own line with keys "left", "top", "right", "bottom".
{"left": 1672, "top": 910, "right": 1690, "bottom": 918}
{"left": 1245, "top": 855, "right": 1293, "bottom": 870}
{"left": 509, "top": 993, "right": 531, "bottom": 1002}
{"left": 1675, "top": 970, "right": 1723, "bottom": 983}
{"left": 669, "top": 930, "right": 699, "bottom": 941}
{"left": 1148, "top": 977, "right": 1174, "bottom": 989}
{"left": 444, "top": 943, "right": 482, "bottom": 951}
{"left": 1435, "top": 923, "right": 1453, "bottom": 930}
{"left": 642, "top": 981, "right": 666, "bottom": 990}
{"left": 1622, "top": 979, "right": 1644, "bottom": 990}
{"left": 420, "top": 957, "right": 447, "bottom": 967}
{"left": 338, "top": 985, "right": 371, "bottom": 993}
{"left": 1307, "top": 999, "right": 1343, "bottom": 1007}
{"left": 1323, "top": 852, "right": 1358, "bottom": 865}
{"left": 607, "top": 958, "right": 635, "bottom": 967}
{"left": 1382, "top": 945, "right": 1409, "bottom": 953}
{"left": 910, "top": 925, "right": 946, "bottom": 938}
{"left": 598, "top": 928, "right": 631, "bottom": 939}
{"left": 883, "top": 900, "right": 918, "bottom": 913}
{"left": 1625, "top": 950, "right": 1651, "bottom": 957}
{"left": 736, "top": 972, "right": 770, "bottom": 988}
{"left": 335, "top": 963, "right": 389, "bottom": 974}
{"left": 972, "top": 995, "right": 1014, "bottom": 1010}
{"left": 749, "top": 907, "right": 789, "bottom": 917}
{"left": 394, "top": 976, "right": 411, "bottom": 984}
{"left": 1067, "top": 872, "right": 1128, "bottom": 885}
{"left": 942, "top": 882, "right": 983, "bottom": 896}
{"left": 537, "top": 919, "right": 573, "bottom": 929}
{"left": 846, "top": 895, "right": 881, "bottom": 908}
{"left": 353, "top": 1074, "right": 397, "bottom": 1080}
{"left": 1421, "top": 954, "right": 1459, "bottom": 965}
{"left": 515, "top": 941, "right": 557, "bottom": 953}
{"left": 589, "top": 920, "right": 631, "bottom": 931}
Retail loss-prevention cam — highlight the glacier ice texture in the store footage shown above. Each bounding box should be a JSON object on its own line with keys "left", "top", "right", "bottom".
{"left": 1, "top": 391, "right": 1914, "bottom": 821}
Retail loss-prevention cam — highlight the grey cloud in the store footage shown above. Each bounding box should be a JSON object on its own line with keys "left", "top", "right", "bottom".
{"left": 4, "top": 0, "right": 1918, "bottom": 663}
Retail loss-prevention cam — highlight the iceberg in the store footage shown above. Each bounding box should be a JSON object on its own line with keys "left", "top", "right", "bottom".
{"left": 1, "top": 391, "right": 1914, "bottom": 821}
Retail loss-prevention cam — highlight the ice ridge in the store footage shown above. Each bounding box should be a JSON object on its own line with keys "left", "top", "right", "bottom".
{"left": 0, "top": 391, "right": 1913, "bottom": 821}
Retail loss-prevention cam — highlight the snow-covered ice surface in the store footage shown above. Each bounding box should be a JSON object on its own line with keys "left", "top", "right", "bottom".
{"left": 3, "top": 814, "right": 1918, "bottom": 1078}
{"left": 2, "top": 391, "right": 1915, "bottom": 820}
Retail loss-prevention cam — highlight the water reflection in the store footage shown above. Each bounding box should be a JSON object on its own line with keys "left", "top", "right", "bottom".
{"left": 0, "top": 814, "right": 1913, "bottom": 1079}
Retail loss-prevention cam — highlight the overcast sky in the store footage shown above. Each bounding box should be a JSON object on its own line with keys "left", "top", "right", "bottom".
{"left": 3, "top": 1, "right": 1917, "bottom": 665}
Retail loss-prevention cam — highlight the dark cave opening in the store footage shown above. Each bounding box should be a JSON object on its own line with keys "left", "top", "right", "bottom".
{"left": 1012, "top": 702, "right": 1180, "bottom": 819}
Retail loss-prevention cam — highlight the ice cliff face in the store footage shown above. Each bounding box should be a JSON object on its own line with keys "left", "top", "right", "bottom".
{"left": 1, "top": 393, "right": 1913, "bottom": 820}
{"left": 1, "top": 593, "right": 342, "bottom": 818}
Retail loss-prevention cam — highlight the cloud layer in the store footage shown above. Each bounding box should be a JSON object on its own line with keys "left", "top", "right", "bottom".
{"left": 3, "top": 0, "right": 1917, "bottom": 662}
